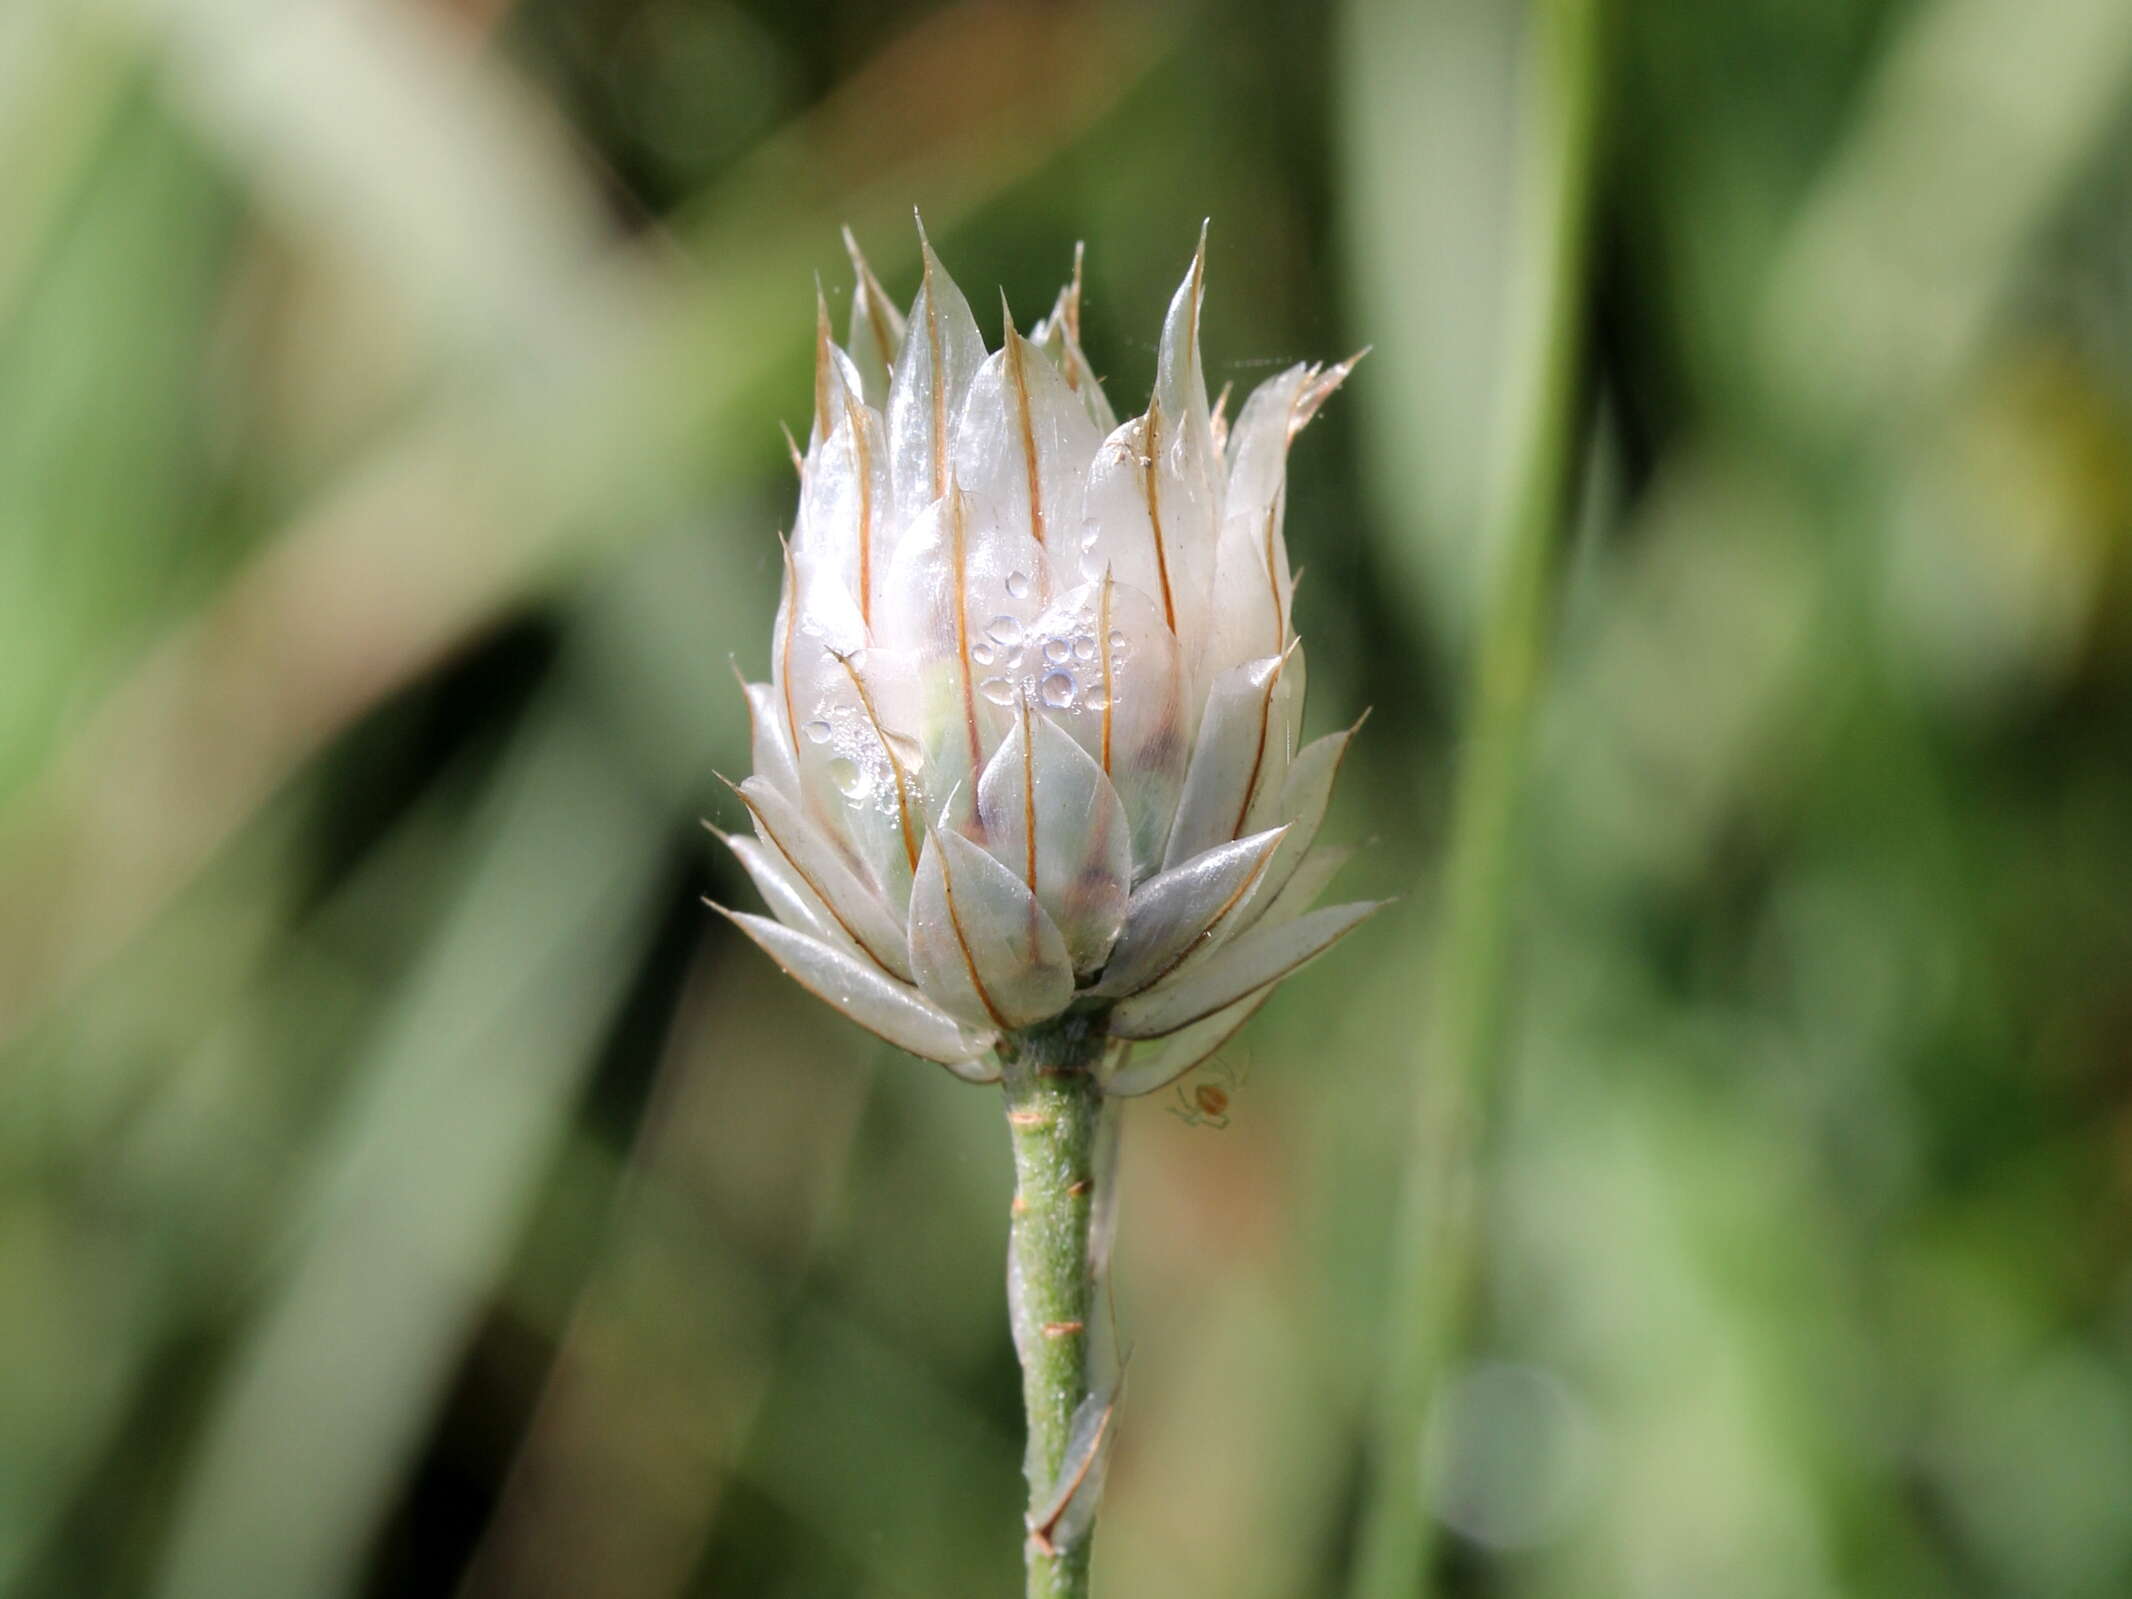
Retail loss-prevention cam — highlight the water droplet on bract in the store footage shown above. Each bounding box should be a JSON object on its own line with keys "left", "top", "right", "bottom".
{"left": 972, "top": 640, "right": 997, "bottom": 667}
{"left": 1044, "top": 638, "right": 1071, "bottom": 665}
{"left": 1108, "top": 629, "right": 1128, "bottom": 653}
{"left": 802, "top": 719, "right": 833, "bottom": 745}
{"left": 986, "top": 615, "right": 1025, "bottom": 648}
{"left": 979, "top": 677, "right": 1018, "bottom": 706}
{"left": 828, "top": 756, "right": 871, "bottom": 799}
{"left": 1083, "top": 685, "right": 1110, "bottom": 710}
{"left": 1073, "top": 635, "right": 1096, "bottom": 662}
{"left": 1041, "top": 671, "right": 1076, "bottom": 709}
{"left": 1006, "top": 570, "right": 1032, "bottom": 599}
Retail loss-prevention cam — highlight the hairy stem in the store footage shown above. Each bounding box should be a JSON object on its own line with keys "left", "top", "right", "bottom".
{"left": 1002, "top": 1015, "right": 1109, "bottom": 1599}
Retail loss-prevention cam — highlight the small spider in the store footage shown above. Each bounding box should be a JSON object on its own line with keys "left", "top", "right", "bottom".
{"left": 1168, "top": 1053, "right": 1247, "bottom": 1130}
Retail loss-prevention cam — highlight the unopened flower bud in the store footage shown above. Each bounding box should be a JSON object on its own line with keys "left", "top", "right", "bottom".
{"left": 713, "top": 224, "right": 1378, "bottom": 1091}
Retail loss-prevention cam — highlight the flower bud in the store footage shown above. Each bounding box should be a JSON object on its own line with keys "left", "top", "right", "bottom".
{"left": 712, "top": 225, "right": 1379, "bottom": 1092}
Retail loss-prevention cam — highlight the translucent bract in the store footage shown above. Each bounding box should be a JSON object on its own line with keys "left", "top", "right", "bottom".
{"left": 713, "top": 226, "right": 1378, "bottom": 1091}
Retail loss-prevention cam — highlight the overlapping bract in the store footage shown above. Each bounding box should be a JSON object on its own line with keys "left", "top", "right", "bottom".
{"left": 714, "top": 227, "right": 1377, "bottom": 1092}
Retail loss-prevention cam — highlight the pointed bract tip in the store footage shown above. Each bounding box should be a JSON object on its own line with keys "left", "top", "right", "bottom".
{"left": 778, "top": 421, "right": 803, "bottom": 476}
{"left": 1065, "top": 241, "right": 1086, "bottom": 335}
{"left": 998, "top": 285, "right": 1018, "bottom": 340}
{"left": 1350, "top": 704, "right": 1375, "bottom": 734}
{"left": 1293, "top": 349, "right": 1367, "bottom": 434}
{"left": 701, "top": 817, "right": 734, "bottom": 845}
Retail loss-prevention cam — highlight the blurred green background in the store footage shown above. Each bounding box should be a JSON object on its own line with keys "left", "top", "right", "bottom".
{"left": 6, "top": 0, "right": 2132, "bottom": 1594}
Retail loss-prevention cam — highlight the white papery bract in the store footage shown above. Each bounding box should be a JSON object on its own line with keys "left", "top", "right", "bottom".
{"left": 713, "top": 226, "right": 1378, "bottom": 1091}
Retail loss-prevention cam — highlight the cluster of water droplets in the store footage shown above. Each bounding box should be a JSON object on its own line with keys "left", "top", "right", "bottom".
{"left": 800, "top": 655, "right": 926, "bottom": 815}
{"left": 970, "top": 574, "right": 1131, "bottom": 716}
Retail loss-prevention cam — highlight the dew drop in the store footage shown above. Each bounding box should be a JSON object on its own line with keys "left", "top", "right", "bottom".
{"left": 1044, "top": 638, "right": 1071, "bottom": 666}
{"left": 1108, "top": 629, "right": 1129, "bottom": 652}
{"left": 986, "top": 614, "right": 1025, "bottom": 648}
{"left": 1005, "top": 570, "right": 1032, "bottom": 599}
{"left": 1041, "top": 671, "right": 1076, "bottom": 709}
{"left": 1072, "top": 635, "right": 1096, "bottom": 663}
{"left": 828, "top": 756, "right": 870, "bottom": 799}
{"left": 979, "top": 677, "right": 1018, "bottom": 706}
{"left": 802, "top": 719, "right": 833, "bottom": 745}
{"left": 971, "top": 640, "right": 998, "bottom": 667}
{"left": 1083, "top": 685, "right": 1110, "bottom": 711}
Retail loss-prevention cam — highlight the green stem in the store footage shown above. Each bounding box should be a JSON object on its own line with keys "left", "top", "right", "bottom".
{"left": 1347, "top": 1, "right": 1604, "bottom": 1595}
{"left": 1002, "top": 1016, "right": 1108, "bottom": 1599}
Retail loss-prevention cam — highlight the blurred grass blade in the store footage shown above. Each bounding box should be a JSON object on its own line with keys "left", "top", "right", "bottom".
{"left": 0, "top": 5, "right": 139, "bottom": 332}
{"left": 148, "top": 662, "right": 669, "bottom": 1599}
{"left": 1337, "top": 0, "right": 1523, "bottom": 651}
{"left": 99, "top": 0, "right": 608, "bottom": 355}
{"left": 1347, "top": 0, "right": 1605, "bottom": 1593}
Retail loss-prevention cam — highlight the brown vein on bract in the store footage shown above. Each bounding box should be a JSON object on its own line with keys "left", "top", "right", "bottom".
{"left": 728, "top": 656, "right": 762, "bottom": 748}
{"left": 1098, "top": 570, "right": 1116, "bottom": 774}
{"left": 1240, "top": 709, "right": 1373, "bottom": 935}
{"left": 949, "top": 486, "right": 985, "bottom": 779}
{"left": 1139, "top": 403, "right": 1177, "bottom": 631}
{"left": 1232, "top": 649, "right": 1291, "bottom": 841}
{"left": 1143, "top": 839, "right": 1277, "bottom": 991}
{"left": 1064, "top": 241, "right": 1085, "bottom": 345}
{"left": 936, "top": 835, "right": 1010, "bottom": 1031}
{"left": 1019, "top": 695, "right": 1038, "bottom": 894}
{"left": 707, "top": 902, "right": 964, "bottom": 1066}
{"left": 1115, "top": 902, "right": 1385, "bottom": 1039}
{"left": 922, "top": 247, "right": 949, "bottom": 500}
{"left": 725, "top": 779, "right": 901, "bottom": 979}
{"left": 1028, "top": 1394, "right": 1116, "bottom": 1558}
{"left": 834, "top": 650, "right": 919, "bottom": 872}
{"left": 1002, "top": 311, "right": 1046, "bottom": 549}
{"left": 777, "top": 538, "right": 802, "bottom": 759}
{"left": 843, "top": 226, "right": 900, "bottom": 369}
{"left": 812, "top": 283, "right": 835, "bottom": 446}
{"left": 1182, "top": 225, "right": 1206, "bottom": 385}
{"left": 842, "top": 391, "right": 875, "bottom": 626}
{"left": 1263, "top": 492, "right": 1287, "bottom": 656}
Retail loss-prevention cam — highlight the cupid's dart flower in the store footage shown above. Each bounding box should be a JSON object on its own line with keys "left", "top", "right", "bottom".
{"left": 712, "top": 224, "right": 1378, "bottom": 1092}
